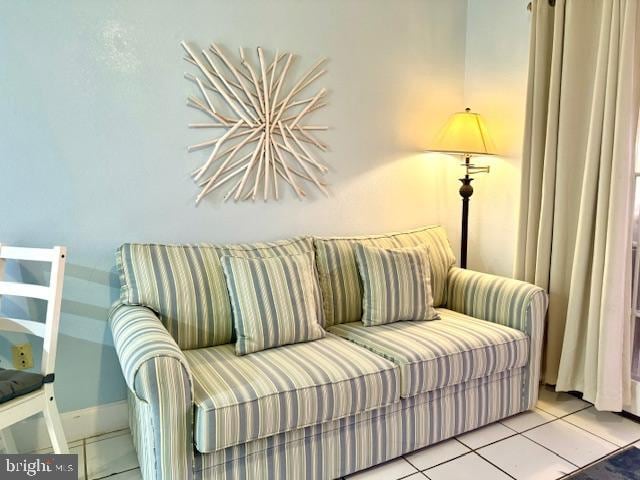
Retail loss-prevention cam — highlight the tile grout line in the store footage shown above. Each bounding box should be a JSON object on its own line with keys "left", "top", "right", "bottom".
{"left": 559, "top": 426, "right": 640, "bottom": 479}
{"left": 517, "top": 411, "right": 640, "bottom": 476}
{"left": 402, "top": 431, "right": 519, "bottom": 476}
{"left": 556, "top": 444, "right": 632, "bottom": 479}
{"left": 93, "top": 466, "right": 140, "bottom": 479}
{"left": 534, "top": 402, "right": 592, "bottom": 420}
{"left": 505, "top": 402, "right": 634, "bottom": 469}
{"left": 451, "top": 412, "right": 602, "bottom": 480}
{"left": 517, "top": 431, "right": 580, "bottom": 469}
{"left": 498, "top": 413, "right": 559, "bottom": 434}
{"left": 416, "top": 447, "right": 517, "bottom": 480}
{"left": 518, "top": 401, "right": 635, "bottom": 444}
{"left": 404, "top": 432, "right": 521, "bottom": 478}
{"left": 500, "top": 422, "right": 520, "bottom": 434}
{"left": 413, "top": 430, "right": 519, "bottom": 479}
{"left": 469, "top": 451, "right": 518, "bottom": 480}
{"left": 84, "top": 428, "right": 130, "bottom": 447}
{"left": 400, "top": 454, "right": 423, "bottom": 473}
{"left": 405, "top": 450, "right": 470, "bottom": 472}
{"left": 456, "top": 430, "right": 520, "bottom": 451}
{"left": 555, "top": 416, "right": 640, "bottom": 448}
{"left": 456, "top": 428, "right": 520, "bottom": 480}
{"left": 81, "top": 431, "right": 140, "bottom": 480}
{"left": 503, "top": 405, "right": 605, "bottom": 470}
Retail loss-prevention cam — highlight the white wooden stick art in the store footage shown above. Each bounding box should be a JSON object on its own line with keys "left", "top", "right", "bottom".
{"left": 182, "top": 41, "right": 329, "bottom": 203}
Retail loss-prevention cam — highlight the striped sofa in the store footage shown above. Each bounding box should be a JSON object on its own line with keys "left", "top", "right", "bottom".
{"left": 109, "top": 225, "right": 548, "bottom": 480}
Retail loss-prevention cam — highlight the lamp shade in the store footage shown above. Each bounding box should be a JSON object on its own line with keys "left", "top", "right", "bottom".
{"left": 429, "top": 108, "right": 497, "bottom": 156}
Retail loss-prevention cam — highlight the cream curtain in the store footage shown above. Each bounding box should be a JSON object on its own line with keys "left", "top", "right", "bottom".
{"left": 515, "top": 0, "right": 640, "bottom": 410}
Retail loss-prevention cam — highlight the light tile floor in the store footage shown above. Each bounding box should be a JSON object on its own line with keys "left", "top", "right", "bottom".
{"left": 44, "top": 386, "right": 640, "bottom": 480}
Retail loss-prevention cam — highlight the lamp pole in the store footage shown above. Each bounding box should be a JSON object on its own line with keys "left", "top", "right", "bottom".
{"left": 459, "top": 154, "right": 473, "bottom": 269}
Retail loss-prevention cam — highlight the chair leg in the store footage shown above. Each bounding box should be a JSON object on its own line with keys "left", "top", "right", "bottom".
{"left": 43, "top": 398, "right": 69, "bottom": 454}
{"left": 0, "top": 428, "right": 17, "bottom": 453}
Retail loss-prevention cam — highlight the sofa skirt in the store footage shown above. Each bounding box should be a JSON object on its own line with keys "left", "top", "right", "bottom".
{"left": 157, "top": 367, "right": 526, "bottom": 480}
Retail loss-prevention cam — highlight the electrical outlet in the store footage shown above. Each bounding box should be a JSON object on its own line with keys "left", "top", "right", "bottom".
{"left": 12, "top": 343, "right": 33, "bottom": 370}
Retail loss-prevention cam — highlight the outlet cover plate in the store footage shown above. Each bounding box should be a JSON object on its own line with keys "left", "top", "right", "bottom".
{"left": 12, "top": 343, "right": 34, "bottom": 370}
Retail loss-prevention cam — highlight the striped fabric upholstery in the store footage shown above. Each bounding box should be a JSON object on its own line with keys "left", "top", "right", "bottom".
{"left": 355, "top": 243, "right": 438, "bottom": 325}
{"left": 329, "top": 308, "right": 529, "bottom": 397}
{"left": 446, "top": 267, "right": 548, "bottom": 409}
{"left": 109, "top": 304, "right": 194, "bottom": 480}
{"left": 184, "top": 334, "right": 400, "bottom": 452}
{"left": 192, "top": 369, "right": 525, "bottom": 479}
{"left": 109, "top": 304, "right": 193, "bottom": 394}
{"left": 113, "top": 255, "right": 547, "bottom": 480}
{"left": 116, "top": 237, "right": 321, "bottom": 350}
{"left": 221, "top": 251, "right": 325, "bottom": 355}
{"left": 314, "top": 225, "right": 455, "bottom": 327}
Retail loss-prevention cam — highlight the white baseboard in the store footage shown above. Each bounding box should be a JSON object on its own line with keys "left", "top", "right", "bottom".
{"left": 10, "top": 400, "right": 129, "bottom": 452}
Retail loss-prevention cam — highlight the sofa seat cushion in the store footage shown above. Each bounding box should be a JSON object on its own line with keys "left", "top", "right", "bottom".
{"left": 328, "top": 308, "right": 529, "bottom": 398}
{"left": 185, "top": 333, "right": 400, "bottom": 453}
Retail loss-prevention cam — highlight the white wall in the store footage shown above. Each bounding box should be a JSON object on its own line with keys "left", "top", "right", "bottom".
{"left": 460, "top": 0, "right": 532, "bottom": 276}
{"left": 0, "top": 0, "right": 534, "bottom": 414}
{"left": 0, "top": 0, "right": 468, "bottom": 412}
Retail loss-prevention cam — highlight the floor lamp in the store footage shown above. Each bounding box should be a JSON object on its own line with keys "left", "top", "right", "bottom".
{"left": 429, "top": 108, "right": 496, "bottom": 268}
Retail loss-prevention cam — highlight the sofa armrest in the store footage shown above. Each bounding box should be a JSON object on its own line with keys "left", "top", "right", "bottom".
{"left": 446, "top": 267, "right": 548, "bottom": 409}
{"left": 109, "top": 303, "right": 192, "bottom": 398}
{"left": 109, "top": 304, "right": 194, "bottom": 480}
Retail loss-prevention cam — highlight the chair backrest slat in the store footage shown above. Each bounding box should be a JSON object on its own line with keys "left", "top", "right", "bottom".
{"left": 0, "top": 281, "right": 50, "bottom": 300}
{"left": 0, "top": 247, "right": 58, "bottom": 263}
{"left": 0, "top": 317, "right": 45, "bottom": 338}
{"left": 0, "top": 244, "right": 66, "bottom": 377}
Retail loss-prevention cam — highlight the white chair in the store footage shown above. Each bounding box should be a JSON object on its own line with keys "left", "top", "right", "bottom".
{"left": 0, "top": 245, "right": 68, "bottom": 453}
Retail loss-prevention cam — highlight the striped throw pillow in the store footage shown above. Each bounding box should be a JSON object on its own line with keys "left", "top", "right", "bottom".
{"left": 221, "top": 251, "right": 326, "bottom": 355}
{"left": 355, "top": 243, "right": 439, "bottom": 326}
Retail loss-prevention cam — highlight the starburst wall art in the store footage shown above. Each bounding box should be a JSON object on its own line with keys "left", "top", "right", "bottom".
{"left": 181, "top": 41, "right": 330, "bottom": 204}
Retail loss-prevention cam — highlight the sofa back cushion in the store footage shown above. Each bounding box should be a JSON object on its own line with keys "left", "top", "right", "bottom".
{"left": 314, "top": 225, "right": 455, "bottom": 327}
{"left": 116, "top": 237, "right": 319, "bottom": 350}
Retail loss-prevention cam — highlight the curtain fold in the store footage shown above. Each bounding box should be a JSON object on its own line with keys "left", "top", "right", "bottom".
{"left": 515, "top": 0, "right": 640, "bottom": 410}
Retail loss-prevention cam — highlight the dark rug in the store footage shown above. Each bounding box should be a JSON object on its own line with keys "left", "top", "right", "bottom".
{"left": 567, "top": 447, "right": 640, "bottom": 479}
